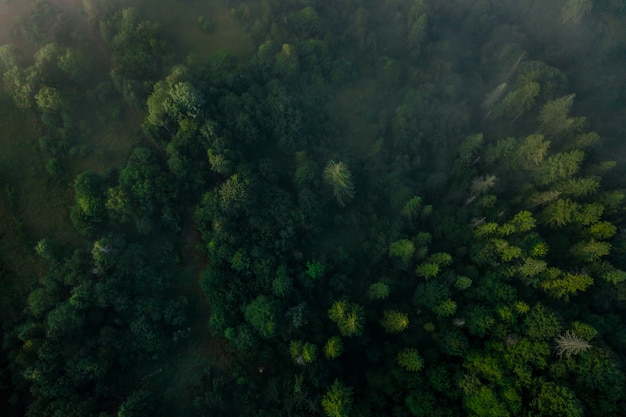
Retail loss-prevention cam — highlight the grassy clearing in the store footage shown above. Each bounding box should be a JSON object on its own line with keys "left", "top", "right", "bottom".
{"left": 136, "top": 0, "right": 251, "bottom": 64}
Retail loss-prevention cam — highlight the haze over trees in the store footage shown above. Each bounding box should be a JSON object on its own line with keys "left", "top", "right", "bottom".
{"left": 1, "top": 0, "right": 626, "bottom": 417}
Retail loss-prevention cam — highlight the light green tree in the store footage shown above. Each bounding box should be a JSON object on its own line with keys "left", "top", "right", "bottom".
{"left": 538, "top": 94, "right": 585, "bottom": 137}
{"left": 571, "top": 239, "right": 611, "bottom": 262}
{"left": 389, "top": 239, "right": 415, "bottom": 270}
{"left": 219, "top": 174, "right": 248, "bottom": 209}
{"left": 244, "top": 295, "right": 278, "bottom": 338}
{"left": 35, "top": 86, "right": 63, "bottom": 112}
{"left": 328, "top": 301, "right": 365, "bottom": 337}
{"left": 530, "top": 382, "right": 583, "bottom": 417}
{"left": 323, "top": 336, "right": 343, "bottom": 359}
{"left": 415, "top": 262, "right": 439, "bottom": 279}
{"left": 321, "top": 380, "right": 353, "bottom": 417}
{"left": 540, "top": 271, "right": 593, "bottom": 299}
{"left": 380, "top": 310, "right": 409, "bottom": 333}
{"left": 533, "top": 150, "right": 585, "bottom": 186}
{"left": 514, "top": 134, "right": 550, "bottom": 170}
{"left": 433, "top": 299, "right": 457, "bottom": 317}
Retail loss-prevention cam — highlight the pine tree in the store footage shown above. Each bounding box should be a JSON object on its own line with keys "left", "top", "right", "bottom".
{"left": 561, "top": 0, "right": 593, "bottom": 25}
{"left": 367, "top": 282, "right": 390, "bottom": 300}
{"left": 323, "top": 160, "right": 355, "bottom": 207}
{"left": 321, "top": 380, "right": 353, "bottom": 417}
{"left": 380, "top": 310, "right": 409, "bottom": 333}
{"left": 538, "top": 94, "right": 585, "bottom": 137}
{"left": 397, "top": 348, "right": 424, "bottom": 372}
{"left": 324, "top": 336, "right": 343, "bottom": 359}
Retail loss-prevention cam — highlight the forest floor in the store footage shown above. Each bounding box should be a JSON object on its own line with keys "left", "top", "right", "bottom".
{"left": 0, "top": 95, "right": 76, "bottom": 308}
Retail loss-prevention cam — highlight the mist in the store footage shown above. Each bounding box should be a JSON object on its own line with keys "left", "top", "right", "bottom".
{"left": 1, "top": 1, "right": 625, "bottom": 416}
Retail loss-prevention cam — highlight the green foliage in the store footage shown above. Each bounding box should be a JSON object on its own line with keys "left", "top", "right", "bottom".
{"left": 0, "top": 43, "right": 22, "bottom": 69}
{"left": 321, "top": 380, "right": 353, "bottom": 417}
{"left": 34, "top": 239, "right": 56, "bottom": 261}
{"left": 219, "top": 174, "right": 248, "bottom": 209}
{"left": 290, "top": 340, "right": 317, "bottom": 365}
{"left": 324, "top": 336, "right": 343, "bottom": 359}
{"left": 5, "top": 2, "right": 626, "bottom": 417}
{"left": 367, "top": 282, "right": 390, "bottom": 300}
{"left": 540, "top": 271, "right": 593, "bottom": 299}
{"left": 530, "top": 382, "right": 584, "bottom": 417}
{"left": 464, "top": 386, "right": 510, "bottom": 417}
{"left": 328, "top": 301, "right": 365, "bottom": 337}
{"left": 571, "top": 239, "right": 611, "bottom": 262}
{"left": 397, "top": 348, "right": 424, "bottom": 372}
{"left": 272, "top": 265, "right": 293, "bottom": 297}
{"left": 538, "top": 95, "right": 585, "bottom": 137}
{"left": 525, "top": 305, "right": 562, "bottom": 340}
{"left": 465, "top": 305, "right": 495, "bottom": 337}
{"left": 305, "top": 261, "right": 325, "bottom": 280}
{"left": 541, "top": 198, "right": 578, "bottom": 227}
{"left": 401, "top": 196, "right": 423, "bottom": 221}
{"left": 416, "top": 262, "right": 440, "bottom": 279}
{"left": 454, "top": 275, "right": 472, "bottom": 290}
{"left": 433, "top": 299, "right": 458, "bottom": 318}
{"left": 389, "top": 239, "right": 415, "bottom": 269}
{"left": 244, "top": 295, "right": 278, "bottom": 338}
{"left": 380, "top": 310, "right": 409, "bottom": 333}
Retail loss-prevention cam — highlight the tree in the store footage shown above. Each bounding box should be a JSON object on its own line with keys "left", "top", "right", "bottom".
{"left": 433, "top": 299, "right": 457, "bottom": 317}
{"left": 244, "top": 295, "right": 278, "bottom": 338}
{"left": 470, "top": 174, "right": 497, "bottom": 195}
{"left": 415, "top": 262, "right": 440, "bottom": 279}
{"left": 397, "top": 348, "right": 424, "bottom": 372}
{"left": 321, "top": 380, "right": 353, "bottom": 417}
{"left": 541, "top": 198, "right": 578, "bottom": 228}
{"left": 401, "top": 196, "right": 423, "bottom": 221}
{"left": 323, "top": 160, "right": 355, "bottom": 207}
{"left": 0, "top": 44, "right": 22, "bottom": 70}
{"left": 380, "top": 310, "right": 409, "bottom": 333}
{"left": 57, "top": 48, "right": 90, "bottom": 84}
{"left": 538, "top": 95, "right": 584, "bottom": 137}
{"left": 290, "top": 340, "right": 317, "bottom": 365}
{"left": 35, "top": 86, "right": 63, "bottom": 112}
{"left": 367, "top": 282, "right": 390, "bottom": 300}
{"left": 514, "top": 134, "right": 550, "bottom": 170}
{"left": 324, "top": 336, "right": 343, "bottom": 359}
{"left": 533, "top": 151, "right": 584, "bottom": 186}
{"left": 540, "top": 271, "right": 593, "bottom": 299}
{"left": 167, "top": 82, "right": 205, "bottom": 119}
{"left": 570, "top": 239, "right": 610, "bottom": 262}
{"left": 561, "top": 0, "right": 593, "bottom": 25}
{"left": 554, "top": 331, "right": 592, "bottom": 358}
{"left": 530, "top": 382, "right": 583, "bottom": 417}
{"left": 328, "top": 301, "right": 364, "bottom": 337}
{"left": 272, "top": 265, "right": 293, "bottom": 297}
{"left": 464, "top": 386, "right": 510, "bottom": 417}
{"left": 117, "top": 390, "right": 155, "bottom": 417}
{"left": 389, "top": 239, "right": 415, "bottom": 270}
{"left": 219, "top": 174, "right": 248, "bottom": 209}
{"left": 494, "top": 76, "right": 540, "bottom": 121}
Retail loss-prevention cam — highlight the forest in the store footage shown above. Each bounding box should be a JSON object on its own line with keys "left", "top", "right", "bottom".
{"left": 1, "top": 0, "right": 626, "bottom": 416}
